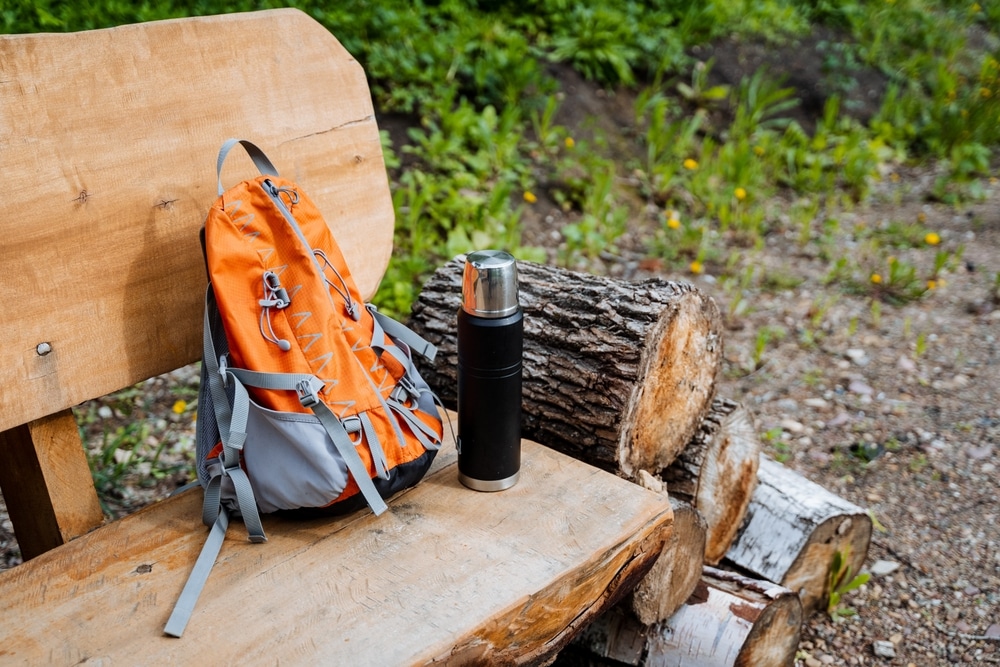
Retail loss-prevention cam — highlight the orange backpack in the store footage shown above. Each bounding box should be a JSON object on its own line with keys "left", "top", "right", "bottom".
{"left": 166, "top": 139, "right": 443, "bottom": 637}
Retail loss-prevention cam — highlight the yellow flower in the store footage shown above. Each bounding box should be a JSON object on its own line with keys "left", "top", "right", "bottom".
{"left": 870, "top": 273, "right": 883, "bottom": 284}
{"left": 689, "top": 260, "right": 703, "bottom": 275}
{"left": 925, "top": 232, "right": 941, "bottom": 245}
{"left": 523, "top": 191, "right": 537, "bottom": 204}
{"left": 667, "top": 215, "right": 681, "bottom": 230}
{"left": 565, "top": 137, "right": 575, "bottom": 149}
{"left": 172, "top": 399, "right": 188, "bottom": 415}
{"left": 972, "top": 2, "right": 982, "bottom": 11}
{"left": 927, "top": 279, "right": 937, "bottom": 290}
{"left": 753, "top": 146, "right": 765, "bottom": 156}
{"left": 734, "top": 187, "right": 747, "bottom": 201}
{"left": 683, "top": 158, "right": 699, "bottom": 171}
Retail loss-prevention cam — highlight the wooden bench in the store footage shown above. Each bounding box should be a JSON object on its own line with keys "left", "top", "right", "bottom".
{"left": 0, "top": 9, "right": 674, "bottom": 664}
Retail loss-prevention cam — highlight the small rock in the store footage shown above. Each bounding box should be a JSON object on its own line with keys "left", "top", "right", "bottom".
{"left": 897, "top": 355, "right": 917, "bottom": 372}
{"left": 808, "top": 449, "right": 831, "bottom": 465}
{"left": 873, "top": 640, "right": 896, "bottom": 658}
{"left": 98, "top": 405, "right": 114, "bottom": 419}
{"left": 804, "top": 397, "right": 829, "bottom": 409}
{"left": 986, "top": 624, "right": 1000, "bottom": 639}
{"left": 869, "top": 560, "right": 901, "bottom": 577}
{"left": 955, "top": 620, "right": 972, "bottom": 633}
{"left": 776, "top": 398, "right": 799, "bottom": 411}
{"left": 965, "top": 444, "right": 993, "bottom": 460}
{"left": 849, "top": 379, "right": 874, "bottom": 395}
{"left": 826, "top": 412, "right": 851, "bottom": 428}
{"left": 846, "top": 348, "right": 868, "bottom": 364}
{"left": 805, "top": 658, "right": 822, "bottom": 667}
{"left": 889, "top": 633, "right": 903, "bottom": 644}
{"left": 780, "top": 418, "right": 805, "bottom": 433}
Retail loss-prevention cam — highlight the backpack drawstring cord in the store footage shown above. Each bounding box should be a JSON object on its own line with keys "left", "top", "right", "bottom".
{"left": 314, "top": 249, "right": 360, "bottom": 321}
{"left": 259, "top": 271, "right": 291, "bottom": 351}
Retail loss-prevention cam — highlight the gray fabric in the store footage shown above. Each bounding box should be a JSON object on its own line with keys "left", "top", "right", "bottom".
{"left": 216, "top": 138, "right": 280, "bottom": 196}
{"left": 369, "top": 307, "right": 437, "bottom": 362}
{"left": 164, "top": 509, "right": 230, "bottom": 638}
{"left": 241, "top": 401, "right": 350, "bottom": 513}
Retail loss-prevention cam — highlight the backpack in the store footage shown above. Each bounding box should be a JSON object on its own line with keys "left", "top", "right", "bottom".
{"left": 165, "top": 139, "right": 444, "bottom": 637}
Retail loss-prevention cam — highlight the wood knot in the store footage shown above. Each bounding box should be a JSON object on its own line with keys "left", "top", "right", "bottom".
{"left": 353, "top": 154, "right": 363, "bottom": 164}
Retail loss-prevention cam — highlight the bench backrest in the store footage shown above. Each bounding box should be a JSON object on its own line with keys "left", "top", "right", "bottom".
{"left": 0, "top": 9, "right": 394, "bottom": 433}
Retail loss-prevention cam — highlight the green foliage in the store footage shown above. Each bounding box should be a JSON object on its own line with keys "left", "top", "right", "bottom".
{"left": 826, "top": 547, "right": 870, "bottom": 620}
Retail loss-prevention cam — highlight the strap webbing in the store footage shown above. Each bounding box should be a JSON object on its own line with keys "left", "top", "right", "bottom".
{"left": 164, "top": 508, "right": 230, "bottom": 638}
{"left": 226, "top": 368, "right": 389, "bottom": 516}
{"left": 369, "top": 307, "right": 438, "bottom": 362}
{"left": 216, "top": 138, "right": 280, "bottom": 196}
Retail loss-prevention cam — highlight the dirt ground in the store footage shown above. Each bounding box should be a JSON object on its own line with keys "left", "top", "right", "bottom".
{"left": 2, "top": 31, "right": 998, "bottom": 666}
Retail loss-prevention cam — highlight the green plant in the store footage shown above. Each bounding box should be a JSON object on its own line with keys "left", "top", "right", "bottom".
{"left": 826, "top": 547, "right": 870, "bottom": 620}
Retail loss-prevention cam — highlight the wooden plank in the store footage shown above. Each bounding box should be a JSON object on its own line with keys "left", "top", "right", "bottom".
{"left": 0, "top": 434, "right": 674, "bottom": 665}
{"left": 0, "top": 410, "right": 104, "bottom": 559}
{"left": 0, "top": 9, "right": 394, "bottom": 433}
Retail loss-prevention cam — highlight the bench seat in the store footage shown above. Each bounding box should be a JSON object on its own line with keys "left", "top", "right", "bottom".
{"left": 0, "top": 430, "right": 672, "bottom": 665}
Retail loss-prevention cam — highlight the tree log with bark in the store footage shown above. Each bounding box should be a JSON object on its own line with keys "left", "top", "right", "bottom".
{"left": 569, "top": 566, "right": 802, "bottom": 667}
{"left": 724, "top": 456, "right": 873, "bottom": 615}
{"left": 409, "top": 257, "right": 724, "bottom": 478}
{"left": 661, "top": 398, "right": 760, "bottom": 565}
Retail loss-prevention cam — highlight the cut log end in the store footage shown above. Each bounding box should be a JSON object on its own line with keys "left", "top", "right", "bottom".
{"left": 622, "top": 291, "right": 723, "bottom": 477}
{"left": 724, "top": 457, "right": 873, "bottom": 615}
{"left": 630, "top": 497, "right": 707, "bottom": 625}
{"left": 784, "top": 512, "right": 873, "bottom": 614}
{"left": 662, "top": 398, "right": 761, "bottom": 565}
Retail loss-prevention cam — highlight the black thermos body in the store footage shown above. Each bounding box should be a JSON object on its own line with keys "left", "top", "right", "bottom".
{"left": 457, "top": 250, "right": 523, "bottom": 491}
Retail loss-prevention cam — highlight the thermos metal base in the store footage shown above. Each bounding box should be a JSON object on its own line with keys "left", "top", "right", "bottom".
{"left": 458, "top": 471, "right": 519, "bottom": 492}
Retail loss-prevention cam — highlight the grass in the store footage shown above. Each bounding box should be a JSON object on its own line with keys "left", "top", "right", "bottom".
{"left": 5, "top": 0, "right": 997, "bottom": 491}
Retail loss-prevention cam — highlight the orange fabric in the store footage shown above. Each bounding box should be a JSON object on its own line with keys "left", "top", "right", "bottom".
{"left": 205, "top": 175, "right": 441, "bottom": 503}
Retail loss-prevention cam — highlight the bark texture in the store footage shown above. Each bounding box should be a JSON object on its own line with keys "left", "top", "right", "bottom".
{"left": 409, "top": 257, "right": 724, "bottom": 478}
{"left": 570, "top": 567, "right": 802, "bottom": 667}
{"left": 661, "top": 398, "right": 760, "bottom": 565}
{"left": 724, "top": 456, "right": 873, "bottom": 615}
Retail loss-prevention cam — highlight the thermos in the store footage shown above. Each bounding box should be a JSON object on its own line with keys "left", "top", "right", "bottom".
{"left": 457, "top": 250, "right": 523, "bottom": 491}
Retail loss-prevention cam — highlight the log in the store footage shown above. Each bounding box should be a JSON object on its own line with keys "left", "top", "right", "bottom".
{"left": 567, "top": 567, "right": 802, "bottom": 667}
{"left": 661, "top": 398, "right": 760, "bottom": 565}
{"left": 724, "top": 456, "right": 873, "bottom": 615}
{"left": 629, "top": 494, "right": 707, "bottom": 625}
{"left": 409, "top": 257, "right": 723, "bottom": 478}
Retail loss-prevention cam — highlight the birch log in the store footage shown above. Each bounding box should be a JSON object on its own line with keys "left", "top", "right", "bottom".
{"left": 629, "top": 495, "right": 707, "bottom": 625}
{"left": 569, "top": 567, "right": 802, "bottom": 667}
{"left": 724, "top": 456, "right": 873, "bottom": 615}
{"left": 661, "top": 398, "right": 760, "bottom": 565}
{"left": 409, "top": 257, "right": 723, "bottom": 478}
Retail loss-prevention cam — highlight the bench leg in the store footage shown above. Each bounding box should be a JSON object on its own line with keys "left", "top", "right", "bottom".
{"left": 0, "top": 410, "right": 104, "bottom": 560}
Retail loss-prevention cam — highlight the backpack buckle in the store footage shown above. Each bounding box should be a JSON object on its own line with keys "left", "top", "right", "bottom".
{"left": 296, "top": 378, "right": 321, "bottom": 408}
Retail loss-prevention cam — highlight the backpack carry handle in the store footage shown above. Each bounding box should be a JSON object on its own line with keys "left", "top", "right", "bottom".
{"left": 216, "top": 138, "right": 280, "bottom": 196}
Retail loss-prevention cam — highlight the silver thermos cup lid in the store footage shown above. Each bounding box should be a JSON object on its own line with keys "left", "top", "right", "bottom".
{"left": 462, "top": 250, "right": 519, "bottom": 318}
